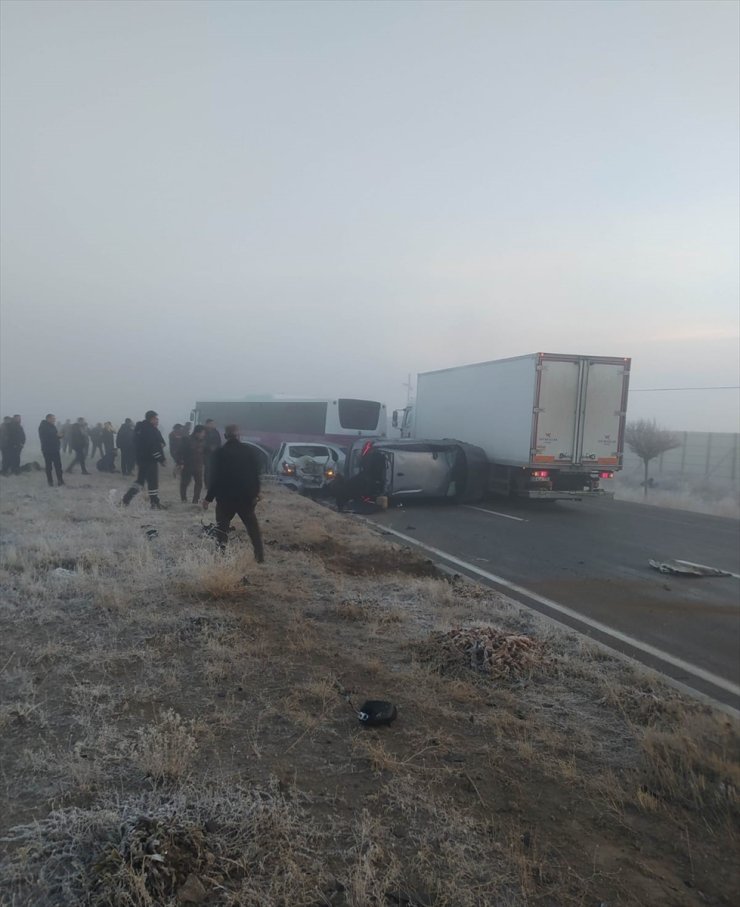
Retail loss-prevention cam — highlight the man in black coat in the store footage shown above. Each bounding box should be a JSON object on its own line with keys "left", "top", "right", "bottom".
{"left": 202, "top": 424, "right": 264, "bottom": 561}
{"left": 116, "top": 418, "right": 136, "bottom": 476}
{"left": 38, "top": 414, "right": 64, "bottom": 486}
{"left": 122, "top": 410, "right": 167, "bottom": 508}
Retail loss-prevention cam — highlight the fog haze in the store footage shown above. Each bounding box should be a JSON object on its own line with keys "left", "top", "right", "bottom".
{"left": 1, "top": 0, "right": 738, "bottom": 434}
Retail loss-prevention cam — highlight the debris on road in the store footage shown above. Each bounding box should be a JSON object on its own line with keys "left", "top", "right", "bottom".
{"left": 648, "top": 559, "right": 731, "bottom": 578}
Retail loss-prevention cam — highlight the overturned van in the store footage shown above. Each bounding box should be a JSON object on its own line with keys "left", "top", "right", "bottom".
{"left": 344, "top": 438, "right": 488, "bottom": 504}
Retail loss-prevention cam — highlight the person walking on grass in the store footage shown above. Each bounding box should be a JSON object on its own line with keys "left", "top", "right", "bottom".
{"left": 122, "top": 410, "right": 167, "bottom": 508}
{"left": 38, "top": 414, "right": 64, "bottom": 487}
{"left": 178, "top": 423, "right": 206, "bottom": 504}
{"left": 66, "top": 418, "right": 90, "bottom": 474}
{"left": 202, "top": 424, "right": 264, "bottom": 562}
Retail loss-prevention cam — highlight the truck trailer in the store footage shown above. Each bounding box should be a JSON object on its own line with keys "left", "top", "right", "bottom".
{"left": 394, "top": 353, "right": 630, "bottom": 500}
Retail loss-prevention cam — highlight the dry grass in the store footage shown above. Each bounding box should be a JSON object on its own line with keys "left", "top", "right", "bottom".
{"left": 1, "top": 470, "right": 739, "bottom": 906}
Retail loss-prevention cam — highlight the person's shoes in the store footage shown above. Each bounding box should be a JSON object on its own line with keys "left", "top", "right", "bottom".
{"left": 82, "top": 470, "right": 90, "bottom": 475}
{"left": 57, "top": 480, "right": 65, "bottom": 486}
{"left": 48, "top": 481, "right": 54, "bottom": 487}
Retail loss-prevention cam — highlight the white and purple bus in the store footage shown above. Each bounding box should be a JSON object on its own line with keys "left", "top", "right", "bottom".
{"left": 190, "top": 396, "right": 387, "bottom": 452}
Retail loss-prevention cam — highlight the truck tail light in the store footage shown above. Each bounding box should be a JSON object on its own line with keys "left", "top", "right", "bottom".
{"left": 599, "top": 471, "right": 614, "bottom": 479}
{"left": 532, "top": 470, "right": 550, "bottom": 478}
{"left": 281, "top": 462, "right": 296, "bottom": 476}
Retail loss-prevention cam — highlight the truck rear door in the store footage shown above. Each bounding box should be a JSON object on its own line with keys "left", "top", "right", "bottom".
{"left": 534, "top": 358, "right": 581, "bottom": 464}
{"left": 579, "top": 360, "right": 630, "bottom": 466}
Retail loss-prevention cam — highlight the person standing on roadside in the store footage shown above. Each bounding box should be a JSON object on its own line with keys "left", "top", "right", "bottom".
{"left": 203, "top": 419, "right": 222, "bottom": 487}
{"left": 116, "top": 418, "right": 136, "bottom": 476}
{"left": 5, "top": 415, "right": 26, "bottom": 475}
{"left": 178, "top": 424, "right": 206, "bottom": 504}
{"left": 122, "top": 410, "right": 167, "bottom": 508}
{"left": 38, "top": 414, "right": 64, "bottom": 487}
{"left": 202, "top": 424, "right": 264, "bottom": 562}
{"left": 66, "top": 418, "right": 90, "bottom": 474}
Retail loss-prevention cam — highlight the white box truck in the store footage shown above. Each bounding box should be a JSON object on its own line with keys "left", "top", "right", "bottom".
{"left": 394, "top": 353, "right": 630, "bottom": 500}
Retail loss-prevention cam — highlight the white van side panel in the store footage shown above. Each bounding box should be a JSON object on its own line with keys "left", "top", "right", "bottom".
{"left": 414, "top": 355, "right": 537, "bottom": 464}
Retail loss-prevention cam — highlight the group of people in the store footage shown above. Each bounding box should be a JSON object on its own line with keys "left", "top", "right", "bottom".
{"left": 1, "top": 411, "right": 264, "bottom": 563}
{"left": 120, "top": 412, "right": 263, "bottom": 562}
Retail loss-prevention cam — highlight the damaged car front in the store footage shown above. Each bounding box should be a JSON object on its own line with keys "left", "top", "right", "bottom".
{"left": 272, "top": 442, "right": 345, "bottom": 494}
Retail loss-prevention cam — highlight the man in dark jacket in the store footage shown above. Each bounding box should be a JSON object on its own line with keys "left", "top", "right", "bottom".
{"left": 66, "top": 418, "right": 90, "bottom": 474}
{"left": 202, "top": 424, "right": 264, "bottom": 561}
{"left": 178, "top": 424, "right": 206, "bottom": 504}
{"left": 38, "top": 414, "right": 64, "bottom": 486}
{"left": 116, "top": 418, "right": 136, "bottom": 476}
{"left": 4, "top": 415, "right": 26, "bottom": 475}
{"left": 122, "top": 410, "right": 167, "bottom": 508}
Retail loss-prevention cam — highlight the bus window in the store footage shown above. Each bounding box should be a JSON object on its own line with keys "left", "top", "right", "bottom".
{"left": 337, "top": 399, "right": 381, "bottom": 431}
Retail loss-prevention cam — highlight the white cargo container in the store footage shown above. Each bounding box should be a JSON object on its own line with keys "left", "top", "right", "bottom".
{"left": 396, "top": 353, "right": 630, "bottom": 500}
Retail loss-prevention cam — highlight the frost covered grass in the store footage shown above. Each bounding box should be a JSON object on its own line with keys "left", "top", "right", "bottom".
{"left": 1, "top": 470, "right": 738, "bottom": 906}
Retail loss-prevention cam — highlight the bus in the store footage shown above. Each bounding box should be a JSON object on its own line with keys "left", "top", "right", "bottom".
{"left": 190, "top": 396, "right": 387, "bottom": 451}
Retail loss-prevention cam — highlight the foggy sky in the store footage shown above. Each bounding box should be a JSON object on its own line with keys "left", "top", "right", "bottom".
{"left": 1, "top": 0, "right": 738, "bottom": 435}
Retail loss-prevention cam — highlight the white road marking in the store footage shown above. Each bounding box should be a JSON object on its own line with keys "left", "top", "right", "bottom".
{"left": 464, "top": 506, "right": 527, "bottom": 522}
{"left": 675, "top": 559, "right": 740, "bottom": 581}
{"left": 374, "top": 524, "right": 740, "bottom": 701}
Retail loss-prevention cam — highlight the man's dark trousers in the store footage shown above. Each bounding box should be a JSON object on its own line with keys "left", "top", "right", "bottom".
{"left": 215, "top": 497, "right": 264, "bottom": 561}
{"left": 121, "top": 447, "right": 135, "bottom": 476}
{"left": 66, "top": 449, "right": 89, "bottom": 474}
{"left": 123, "top": 461, "right": 160, "bottom": 507}
{"left": 43, "top": 450, "right": 64, "bottom": 485}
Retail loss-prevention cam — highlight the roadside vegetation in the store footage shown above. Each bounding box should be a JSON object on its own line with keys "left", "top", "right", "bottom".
{"left": 1, "top": 472, "right": 738, "bottom": 906}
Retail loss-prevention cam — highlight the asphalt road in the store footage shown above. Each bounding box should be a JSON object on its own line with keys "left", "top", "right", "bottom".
{"left": 366, "top": 497, "right": 740, "bottom": 711}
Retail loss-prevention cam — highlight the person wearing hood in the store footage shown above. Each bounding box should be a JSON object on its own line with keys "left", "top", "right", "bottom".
{"left": 122, "top": 410, "right": 167, "bottom": 508}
